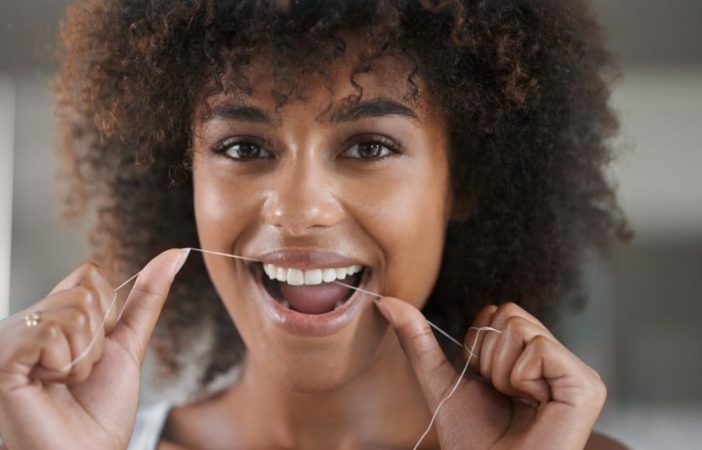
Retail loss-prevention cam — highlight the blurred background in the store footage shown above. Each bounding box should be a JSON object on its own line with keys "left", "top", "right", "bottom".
{"left": 0, "top": 1, "right": 700, "bottom": 448}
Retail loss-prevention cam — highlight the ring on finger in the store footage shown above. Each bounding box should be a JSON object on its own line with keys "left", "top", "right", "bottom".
{"left": 24, "top": 310, "right": 42, "bottom": 327}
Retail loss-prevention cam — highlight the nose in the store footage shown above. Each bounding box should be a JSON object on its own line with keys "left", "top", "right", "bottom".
{"left": 261, "top": 158, "right": 344, "bottom": 236}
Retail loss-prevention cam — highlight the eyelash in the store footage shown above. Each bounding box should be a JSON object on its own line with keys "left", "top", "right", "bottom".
{"left": 210, "top": 137, "right": 273, "bottom": 161}
{"left": 343, "top": 135, "right": 402, "bottom": 161}
{"left": 210, "top": 134, "right": 402, "bottom": 162}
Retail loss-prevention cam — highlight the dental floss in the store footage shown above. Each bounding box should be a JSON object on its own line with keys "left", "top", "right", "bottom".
{"left": 58, "top": 270, "right": 142, "bottom": 373}
{"left": 57, "top": 247, "right": 256, "bottom": 372}
{"left": 333, "top": 279, "right": 502, "bottom": 449}
{"left": 44, "top": 247, "right": 502, "bottom": 450}
{"left": 409, "top": 326, "right": 499, "bottom": 450}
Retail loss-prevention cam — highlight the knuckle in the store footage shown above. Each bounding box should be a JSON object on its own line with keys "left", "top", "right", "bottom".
{"left": 503, "top": 316, "right": 527, "bottom": 334}
{"left": 407, "top": 324, "right": 435, "bottom": 353}
{"left": 573, "top": 377, "right": 607, "bottom": 408}
{"left": 67, "top": 307, "right": 91, "bottom": 330}
{"left": 78, "top": 288, "right": 99, "bottom": 310}
{"left": 476, "top": 304, "right": 498, "bottom": 318}
{"left": 131, "top": 282, "right": 159, "bottom": 300}
{"left": 586, "top": 369, "right": 607, "bottom": 399}
{"left": 73, "top": 285, "right": 93, "bottom": 303}
{"left": 81, "top": 262, "right": 104, "bottom": 277}
{"left": 529, "top": 334, "right": 550, "bottom": 352}
{"left": 495, "top": 302, "right": 522, "bottom": 318}
{"left": 83, "top": 262, "right": 112, "bottom": 288}
{"left": 595, "top": 379, "right": 608, "bottom": 403}
{"left": 39, "top": 322, "right": 62, "bottom": 341}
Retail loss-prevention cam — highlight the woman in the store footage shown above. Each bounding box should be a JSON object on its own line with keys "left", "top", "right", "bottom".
{"left": 0, "top": 0, "right": 631, "bottom": 448}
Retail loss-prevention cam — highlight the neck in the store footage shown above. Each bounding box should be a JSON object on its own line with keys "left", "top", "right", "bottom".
{"left": 225, "top": 332, "right": 439, "bottom": 450}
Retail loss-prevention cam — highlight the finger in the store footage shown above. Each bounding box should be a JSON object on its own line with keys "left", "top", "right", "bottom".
{"left": 64, "top": 305, "right": 106, "bottom": 383}
{"left": 48, "top": 263, "right": 92, "bottom": 294}
{"left": 43, "top": 285, "right": 106, "bottom": 343}
{"left": 464, "top": 305, "right": 497, "bottom": 374}
{"left": 34, "top": 285, "right": 108, "bottom": 377}
{"left": 109, "top": 248, "right": 189, "bottom": 365}
{"left": 11, "top": 301, "right": 102, "bottom": 385}
{"left": 28, "top": 323, "right": 72, "bottom": 382}
{"left": 80, "top": 264, "right": 120, "bottom": 334}
{"left": 510, "top": 336, "right": 554, "bottom": 404}
{"left": 48, "top": 263, "right": 119, "bottom": 334}
{"left": 37, "top": 303, "right": 104, "bottom": 384}
{"left": 375, "top": 296, "right": 457, "bottom": 408}
{"left": 490, "top": 316, "right": 548, "bottom": 401}
{"left": 511, "top": 336, "right": 606, "bottom": 449}
{"left": 478, "top": 323, "right": 501, "bottom": 382}
{"left": 511, "top": 335, "right": 604, "bottom": 408}
{"left": 476, "top": 303, "right": 553, "bottom": 382}
{"left": 488, "top": 302, "right": 553, "bottom": 339}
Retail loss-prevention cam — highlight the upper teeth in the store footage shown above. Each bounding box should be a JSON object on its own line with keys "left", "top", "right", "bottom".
{"left": 263, "top": 264, "right": 363, "bottom": 286}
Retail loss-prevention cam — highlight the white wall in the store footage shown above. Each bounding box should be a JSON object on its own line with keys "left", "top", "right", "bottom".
{"left": 0, "top": 75, "right": 15, "bottom": 319}
{"left": 9, "top": 74, "right": 89, "bottom": 316}
{"left": 610, "top": 65, "right": 702, "bottom": 241}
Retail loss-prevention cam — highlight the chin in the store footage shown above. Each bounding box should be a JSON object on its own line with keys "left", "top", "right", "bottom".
{"left": 263, "top": 331, "right": 388, "bottom": 393}
{"left": 211, "top": 249, "right": 392, "bottom": 392}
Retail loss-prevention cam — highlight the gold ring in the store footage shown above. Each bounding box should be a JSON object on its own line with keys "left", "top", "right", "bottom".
{"left": 24, "top": 310, "right": 41, "bottom": 327}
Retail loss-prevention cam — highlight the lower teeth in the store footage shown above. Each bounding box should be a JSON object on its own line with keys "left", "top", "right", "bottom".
{"left": 278, "top": 299, "right": 346, "bottom": 311}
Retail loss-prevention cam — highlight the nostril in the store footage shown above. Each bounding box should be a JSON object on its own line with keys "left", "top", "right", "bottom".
{"left": 261, "top": 188, "right": 345, "bottom": 233}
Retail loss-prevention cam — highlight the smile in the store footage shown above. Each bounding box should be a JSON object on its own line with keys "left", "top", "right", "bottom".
{"left": 261, "top": 263, "right": 365, "bottom": 314}
{"left": 248, "top": 254, "right": 373, "bottom": 337}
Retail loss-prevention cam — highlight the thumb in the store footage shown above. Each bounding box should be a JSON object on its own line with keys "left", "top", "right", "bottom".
{"left": 375, "top": 296, "right": 457, "bottom": 408}
{"left": 110, "top": 248, "right": 190, "bottom": 365}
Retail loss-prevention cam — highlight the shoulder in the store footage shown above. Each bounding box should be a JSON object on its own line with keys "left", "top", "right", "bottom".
{"left": 585, "top": 431, "right": 629, "bottom": 450}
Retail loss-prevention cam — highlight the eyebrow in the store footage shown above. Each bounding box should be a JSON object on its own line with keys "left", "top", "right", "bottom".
{"left": 329, "top": 99, "right": 419, "bottom": 123}
{"left": 206, "top": 98, "right": 419, "bottom": 124}
{"left": 207, "top": 105, "right": 271, "bottom": 123}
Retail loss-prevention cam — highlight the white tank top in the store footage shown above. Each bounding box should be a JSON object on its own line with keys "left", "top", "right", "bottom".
{"left": 127, "top": 400, "right": 172, "bottom": 450}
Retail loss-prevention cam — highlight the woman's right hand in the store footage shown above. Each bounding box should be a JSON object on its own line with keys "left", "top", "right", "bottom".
{"left": 0, "top": 248, "right": 189, "bottom": 450}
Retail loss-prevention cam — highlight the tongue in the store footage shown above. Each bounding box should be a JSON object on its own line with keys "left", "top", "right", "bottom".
{"left": 279, "top": 282, "right": 351, "bottom": 314}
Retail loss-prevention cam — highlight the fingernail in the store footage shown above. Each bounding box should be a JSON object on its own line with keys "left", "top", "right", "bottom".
{"left": 173, "top": 248, "right": 190, "bottom": 274}
{"left": 374, "top": 297, "right": 394, "bottom": 323}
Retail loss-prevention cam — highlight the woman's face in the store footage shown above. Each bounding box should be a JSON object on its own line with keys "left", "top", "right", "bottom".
{"left": 191, "top": 47, "right": 453, "bottom": 391}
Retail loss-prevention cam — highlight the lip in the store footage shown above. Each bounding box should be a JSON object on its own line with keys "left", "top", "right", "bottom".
{"left": 249, "top": 260, "right": 373, "bottom": 337}
{"left": 254, "top": 249, "right": 369, "bottom": 271}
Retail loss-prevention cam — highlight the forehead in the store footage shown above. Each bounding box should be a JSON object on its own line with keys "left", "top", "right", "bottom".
{"left": 194, "top": 39, "right": 438, "bottom": 125}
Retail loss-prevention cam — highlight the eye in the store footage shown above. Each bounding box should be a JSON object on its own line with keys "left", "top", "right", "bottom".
{"left": 211, "top": 138, "right": 273, "bottom": 161}
{"left": 342, "top": 135, "right": 401, "bottom": 161}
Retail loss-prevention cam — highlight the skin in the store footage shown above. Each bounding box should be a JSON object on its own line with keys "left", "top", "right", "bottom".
{"left": 0, "top": 249, "right": 188, "bottom": 450}
{"left": 0, "top": 40, "right": 627, "bottom": 450}
{"left": 175, "top": 46, "right": 453, "bottom": 449}
{"left": 163, "top": 44, "right": 626, "bottom": 449}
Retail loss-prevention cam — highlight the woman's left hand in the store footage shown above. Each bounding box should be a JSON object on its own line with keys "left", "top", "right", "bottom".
{"left": 375, "top": 298, "right": 607, "bottom": 450}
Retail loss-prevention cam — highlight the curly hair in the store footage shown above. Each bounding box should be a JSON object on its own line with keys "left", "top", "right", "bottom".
{"left": 53, "top": 0, "right": 631, "bottom": 393}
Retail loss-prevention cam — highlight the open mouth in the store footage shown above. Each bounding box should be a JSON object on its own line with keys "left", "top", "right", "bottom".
{"left": 252, "top": 262, "right": 367, "bottom": 315}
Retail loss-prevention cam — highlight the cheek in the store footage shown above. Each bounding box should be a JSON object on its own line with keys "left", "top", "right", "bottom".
{"left": 354, "top": 158, "right": 450, "bottom": 308}
{"left": 386, "top": 191, "right": 447, "bottom": 307}
{"left": 193, "top": 167, "right": 253, "bottom": 247}
{"left": 192, "top": 165, "right": 263, "bottom": 341}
